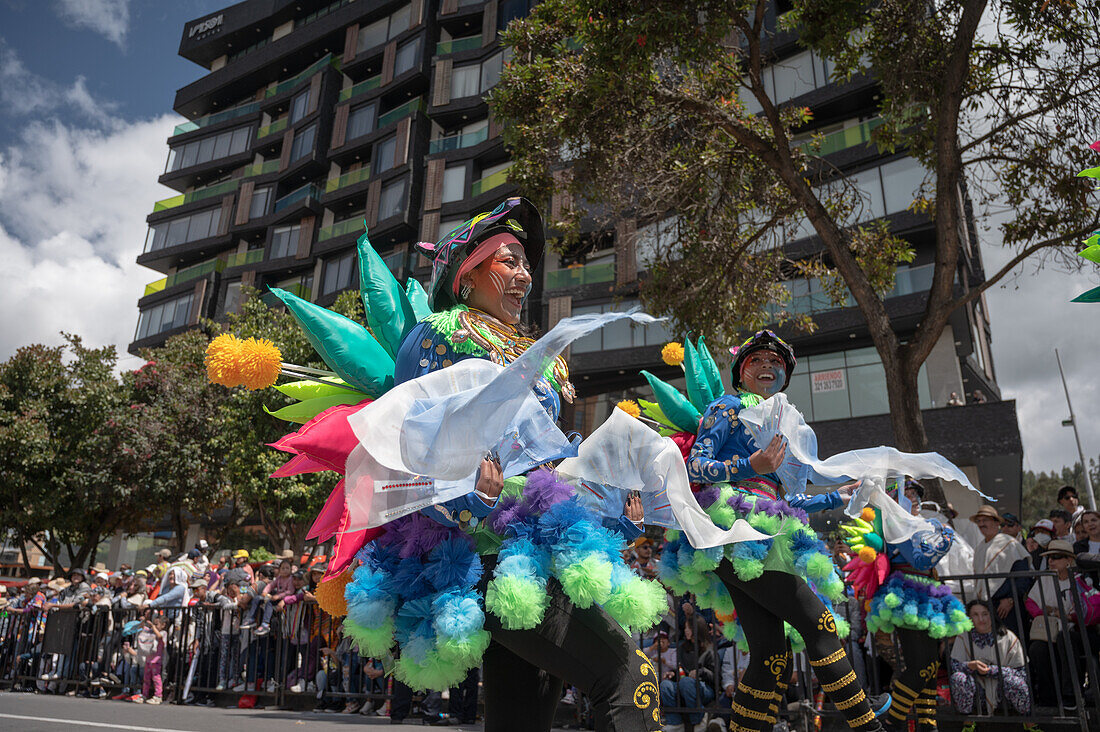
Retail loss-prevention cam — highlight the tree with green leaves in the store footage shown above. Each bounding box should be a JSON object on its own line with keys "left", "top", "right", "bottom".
{"left": 491, "top": 0, "right": 1100, "bottom": 484}
{"left": 0, "top": 336, "right": 146, "bottom": 574}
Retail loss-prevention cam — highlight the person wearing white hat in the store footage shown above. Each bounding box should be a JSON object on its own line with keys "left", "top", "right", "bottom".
{"left": 970, "top": 506, "right": 1028, "bottom": 600}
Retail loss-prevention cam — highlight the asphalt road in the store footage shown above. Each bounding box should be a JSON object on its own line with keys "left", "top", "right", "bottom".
{"left": 0, "top": 691, "right": 578, "bottom": 731}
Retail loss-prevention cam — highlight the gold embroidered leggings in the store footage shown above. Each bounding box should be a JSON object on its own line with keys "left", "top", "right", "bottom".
{"left": 714, "top": 561, "right": 883, "bottom": 732}
{"left": 885, "top": 628, "right": 941, "bottom": 729}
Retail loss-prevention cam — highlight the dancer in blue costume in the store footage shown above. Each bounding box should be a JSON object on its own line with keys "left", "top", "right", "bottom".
{"left": 842, "top": 483, "right": 970, "bottom": 731}
{"left": 646, "top": 331, "right": 888, "bottom": 732}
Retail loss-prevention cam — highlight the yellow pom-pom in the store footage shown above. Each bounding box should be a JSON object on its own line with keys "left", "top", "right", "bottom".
{"left": 858, "top": 546, "right": 878, "bottom": 564}
{"left": 715, "top": 610, "right": 736, "bottom": 623}
{"left": 661, "top": 342, "right": 685, "bottom": 366}
{"left": 860, "top": 507, "right": 876, "bottom": 522}
{"left": 205, "top": 333, "right": 245, "bottom": 387}
{"left": 237, "top": 337, "right": 283, "bottom": 390}
{"left": 616, "top": 400, "right": 641, "bottom": 419}
{"left": 315, "top": 569, "right": 352, "bottom": 617}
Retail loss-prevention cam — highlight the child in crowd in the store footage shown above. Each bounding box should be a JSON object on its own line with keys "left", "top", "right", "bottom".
{"left": 136, "top": 614, "right": 167, "bottom": 704}
{"left": 241, "top": 559, "right": 294, "bottom": 636}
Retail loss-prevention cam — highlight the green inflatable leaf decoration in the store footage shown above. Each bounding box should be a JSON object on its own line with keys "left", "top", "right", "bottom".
{"left": 1077, "top": 166, "right": 1100, "bottom": 179}
{"left": 1071, "top": 284, "right": 1100, "bottom": 303}
{"left": 406, "top": 278, "right": 431, "bottom": 320}
{"left": 264, "top": 393, "right": 366, "bottom": 424}
{"left": 267, "top": 287, "right": 395, "bottom": 397}
{"left": 1079, "top": 244, "right": 1100, "bottom": 264}
{"left": 696, "top": 337, "right": 725, "bottom": 398}
{"left": 358, "top": 228, "right": 418, "bottom": 359}
{"left": 638, "top": 398, "right": 675, "bottom": 429}
{"left": 641, "top": 370, "right": 701, "bottom": 434}
{"left": 273, "top": 378, "right": 362, "bottom": 403}
{"left": 683, "top": 339, "right": 715, "bottom": 412}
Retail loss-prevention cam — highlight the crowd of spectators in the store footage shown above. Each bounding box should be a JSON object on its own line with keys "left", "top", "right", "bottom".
{"left": 1, "top": 483, "right": 1098, "bottom": 729}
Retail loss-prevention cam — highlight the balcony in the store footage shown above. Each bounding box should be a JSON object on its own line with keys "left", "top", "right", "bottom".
{"left": 797, "top": 117, "right": 884, "bottom": 157}
{"left": 241, "top": 159, "right": 280, "bottom": 177}
{"left": 428, "top": 126, "right": 489, "bottom": 154}
{"left": 318, "top": 218, "right": 364, "bottom": 242}
{"left": 144, "top": 258, "right": 225, "bottom": 296}
{"left": 257, "top": 118, "right": 288, "bottom": 139}
{"left": 152, "top": 179, "right": 240, "bottom": 213}
{"left": 436, "top": 35, "right": 482, "bottom": 55}
{"left": 377, "top": 97, "right": 425, "bottom": 129}
{"left": 545, "top": 261, "right": 615, "bottom": 289}
{"left": 174, "top": 102, "right": 262, "bottom": 136}
{"left": 470, "top": 164, "right": 512, "bottom": 197}
{"left": 338, "top": 75, "right": 382, "bottom": 102}
{"left": 281, "top": 282, "right": 312, "bottom": 300}
{"left": 325, "top": 167, "right": 370, "bottom": 193}
{"left": 264, "top": 55, "right": 338, "bottom": 99}
{"left": 273, "top": 183, "right": 322, "bottom": 214}
{"left": 225, "top": 249, "right": 264, "bottom": 268}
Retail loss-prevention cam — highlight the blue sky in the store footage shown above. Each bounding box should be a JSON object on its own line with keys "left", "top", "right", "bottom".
{"left": 0, "top": 0, "right": 1096, "bottom": 477}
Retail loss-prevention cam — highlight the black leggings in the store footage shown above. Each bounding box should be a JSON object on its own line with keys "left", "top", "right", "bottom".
{"left": 714, "top": 561, "right": 882, "bottom": 731}
{"left": 886, "top": 628, "right": 941, "bottom": 728}
{"left": 479, "top": 557, "right": 659, "bottom": 732}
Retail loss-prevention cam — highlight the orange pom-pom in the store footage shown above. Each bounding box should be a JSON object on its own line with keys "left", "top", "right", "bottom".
{"left": 616, "top": 400, "right": 641, "bottom": 418}
{"left": 715, "top": 611, "right": 737, "bottom": 623}
{"left": 205, "top": 333, "right": 244, "bottom": 387}
{"left": 858, "top": 546, "right": 878, "bottom": 564}
{"left": 236, "top": 337, "right": 283, "bottom": 390}
{"left": 315, "top": 569, "right": 353, "bottom": 617}
{"left": 661, "top": 342, "right": 685, "bottom": 366}
{"left": 860, "top": 507, "right": 876, "bottom": 522}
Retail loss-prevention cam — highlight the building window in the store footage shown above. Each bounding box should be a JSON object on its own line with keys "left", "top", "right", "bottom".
{"left": 168, "top": 126, "right": 251, "bottom": 172}
{"left": 374, "top": 135, "right": 397, "bottom": 174}
{"left": 378, "top": 178, "right": 407, "bottom": 221}
{"left": 437, "top": 217, "right": 465, "bottom": 242}
{"left": 394, "top": 37, "right": 421, "bottom": 77}
{"left": 498, "top": 0, "right": 534, "bottom": 31}
{"left": 270, "top": 224, "right": 301, "bottom": 259}
{"left": 322, "top": 251, "right": 356, "bottom": 295}
{"left": 223, "top": 281, "right": 242, "bottom": 315}
{"left": 441, "top": 165, "right": 466, "bottom": 203}
{"left": 289, "top": 89, "right": 311, "bottom": 124}
{"left": 347, "top": 103, "right": 376, "bottom": 140}
{"left": 136, "top": 292, "right": 195, "bottom": 341}
{"left": 356, "top": 4, "right": 411, "bottom": 53}
{"left": 249, "top": 186, "right": 273, "bottom": 219}
{"left": 452, "top": 53, "right": 504, "bottom": 99}
{"left": 145, "top": 208, "right": 222, "bottom": 252}
{"left": 382, "top": 246, "right": 408, "bottom": 277}
{"left": 289, "top": 123, "right": 317, "bottom": 163}
{"left": 570, "top": 299, "right": 672, "bottom": 353}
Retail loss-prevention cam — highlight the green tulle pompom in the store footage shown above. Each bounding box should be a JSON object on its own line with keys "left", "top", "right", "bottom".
{"left": 748, "top": 512, "right": 783, "bottom": 537}
{"left": 485, "top": 576, "right": 549, "bottom": 630}
{"left": 395, "top": 650, "right": 468, "bottom": 692}
{"left": 691, "top": 549, "right": 721, "bottom": 572}
{"left": 784, "top": 622, "right": 806, "bottom": 653}
{"left": 950, "top": 609, "right": 969, "bottom": 623}
{"left": 604, "top": 577, "right": 668, "bottom": 634}
{"left": 558, "top": 554, "right": 613, "bottom": 609}
{"left": 677, "top": 565, "right": 705, "bottom": 589}
{"left": 730, "top": 556, "right": 765, "bottom": 581}
{"left": 706, "top": 502, "right": 737, "bottom": 529}
{"left": 834, "top": 615, "right": 851, "bottom": 639}
{"left": 344, "top": 617, "right": 394, "bottom": 658}
{"left": 665, "top": 529, "right": 681, "bottom": 542}
{"left": 437, "top": 629, "right": 492, "bottom": 666}
{"left": 819, "top": 575, "right": 846, "bottom": 602}
{"left": 803, "top": 553, "right": 834, "bottom": 580}
{"left": 709, "top": 587, "right": 735, "bottom": 617}
{"left": 883, "top": 592, "right": 902, "bottom": 608}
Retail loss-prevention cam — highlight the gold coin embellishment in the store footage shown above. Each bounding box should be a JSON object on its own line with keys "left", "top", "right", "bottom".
{"left": 458, "top": 510, "right": 472, "bottom": 522}
{"left": 441, "top": 359, "right": 453, "bottom": 368}
{"left": 436, "top": 344, "right": 448, "bottom": 356}
{"left": 421, "top": 339, "right": 432, "bottom": 349}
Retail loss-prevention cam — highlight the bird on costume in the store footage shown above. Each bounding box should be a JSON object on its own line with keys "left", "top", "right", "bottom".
{"left": 637, "top": 330, "right": 890, "bottom": 732}
{"left": 205, "top": 197, "right": 733, "bottom": 732}
{"left": 841, "top": 480, "right": 971, "bottom": 731}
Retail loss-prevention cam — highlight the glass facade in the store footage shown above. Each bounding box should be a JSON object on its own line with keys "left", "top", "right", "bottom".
{"left": 289, "top": 123, "right": 317, "bottom": 163}
{"left": 270, "top": 224, "right": 301, "bottom": 259}
{"left": 378, "top": 178, "right": 407, "bottom": 220}
{"left": 136, "top": 292, "right": 195, "bottom": 341}
{"left": 168, "top": 126, "right": 251, "bottom": 172}
{"left": 322, "top": 250, "right": 356, "bottom": 295}
{"left": 356, "top": 4, "right": 411, "bottom": 53}
{"left": 570, "top": 299, "right": 673, "bottom": 353}
{"left": 145, "top": 208, "right": 222, "bottom": 252}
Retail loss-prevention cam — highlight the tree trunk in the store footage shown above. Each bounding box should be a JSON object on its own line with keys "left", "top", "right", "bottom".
{"left": 880, "top": 352, "right": 950, "bottom": 505}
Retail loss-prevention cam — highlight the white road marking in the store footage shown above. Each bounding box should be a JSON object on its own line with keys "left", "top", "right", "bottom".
{"left": 0, "top": 711, "right": 196, "bottom": 731}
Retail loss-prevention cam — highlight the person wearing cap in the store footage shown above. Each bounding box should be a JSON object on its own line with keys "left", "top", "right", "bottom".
{"left": 999, "top": 512, "right": 1022, "bottom": 539}
{"left": 1024, "top": 539, "right": 1100, "bottom": 706}
{"left": 232, "top": 549, "right": 255, "bottom": 583}
{"left": 661, "top": 329, "right": 890, "bottom": 732}
{"left": 970, "top": 505, "right": 1028, "bottom": 601}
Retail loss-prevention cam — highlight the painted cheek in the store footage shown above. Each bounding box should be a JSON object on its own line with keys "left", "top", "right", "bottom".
{"left": 764, "top": 367, "right": 785, "bottom": 393}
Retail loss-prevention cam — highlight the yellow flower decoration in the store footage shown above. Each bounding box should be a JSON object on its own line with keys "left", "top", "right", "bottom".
{"left": 314, "top": 569, "right": 353, "bottom": 617}
{"left": 204, "top": 334, "right": 283, "bottom": 390}
{"left": 860, "top": 507, "right": 876, "bottom": 522}
{"left": 661, "top": 341, "right": 685, "bottom": 366}
{"left": 858, "top": 546, "right": 878, "bottom": 564}
{"left": 616, "top": 400, "right": 641, "bottom": 419}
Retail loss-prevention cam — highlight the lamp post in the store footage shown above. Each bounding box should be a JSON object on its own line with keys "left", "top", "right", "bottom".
{"left": 1056, "top": 348, "right": 1096, "bottom": 511}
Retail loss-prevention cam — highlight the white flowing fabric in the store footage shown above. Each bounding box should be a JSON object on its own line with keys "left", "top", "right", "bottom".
{"left": 343, "top": 310, "right": 663, "bottom": 530}
{"left": 736, "top": 393, "right": 992, "bottom": 543}
{"left": 556, "top": 409, "right": 773, "bottom": 550}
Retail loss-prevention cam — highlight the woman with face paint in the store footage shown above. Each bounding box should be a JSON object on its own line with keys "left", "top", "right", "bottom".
{"left": 379, "top": 198, "right": 662, "bottom": 732}
{"left": 660, "top": 330, "right": 891, "bottom": 732}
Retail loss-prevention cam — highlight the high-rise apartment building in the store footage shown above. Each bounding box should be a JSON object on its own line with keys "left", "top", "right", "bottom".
{"left": 133, "top": 0, "right": 1022, "bottom": 512}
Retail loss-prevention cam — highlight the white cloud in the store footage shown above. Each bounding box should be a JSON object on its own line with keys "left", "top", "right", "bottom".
{"left": 984, "top": 247, "right": 1100, "bottom": 476}
{"left": 0, "top": 40, "right": 117, "bottom": 125}
{"left": 53, "top": 0, "right": 131, "bottom": 48}
{"left": 0, "top": 112, "right": 180, "bottom": 372}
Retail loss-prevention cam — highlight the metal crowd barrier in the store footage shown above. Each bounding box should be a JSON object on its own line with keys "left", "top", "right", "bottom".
{"left": 0, "top": 568, "right": 1097, "bottom": 730}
